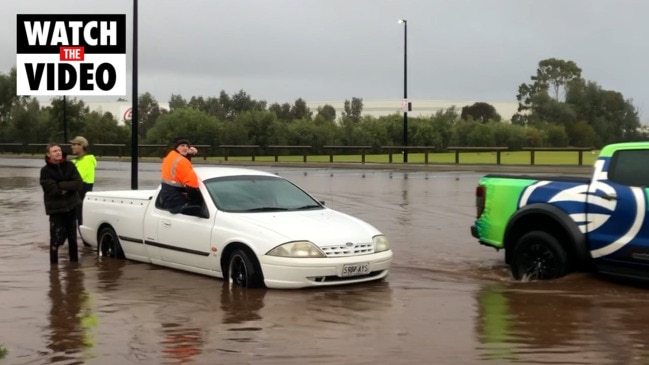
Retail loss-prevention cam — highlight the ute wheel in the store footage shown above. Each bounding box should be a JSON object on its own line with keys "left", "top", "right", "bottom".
{"left": 97, "top": 226, "right": 125, "bottom": 259}
{"left": 227, "top": 249, "right": 264, "bottom": 288}
{"left": 511, "top": 231, "right": 568, "bottom": 281}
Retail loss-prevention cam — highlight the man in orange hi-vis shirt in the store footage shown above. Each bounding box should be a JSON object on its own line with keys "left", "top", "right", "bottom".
{"left": 159, "top": 137, "right": 203, "bottom": 213}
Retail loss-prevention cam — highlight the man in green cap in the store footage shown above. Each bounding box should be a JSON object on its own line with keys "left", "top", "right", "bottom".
{"left": 70, "top": 136, "right": 97, "bottom": 246}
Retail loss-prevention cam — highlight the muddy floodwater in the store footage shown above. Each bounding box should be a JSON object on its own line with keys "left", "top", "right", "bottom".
{"left": 2, "top": 158, "right": 649, "bottom": 365}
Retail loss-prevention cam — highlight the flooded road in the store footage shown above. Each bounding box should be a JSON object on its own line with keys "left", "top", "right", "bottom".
{"left": 2, "top": 158, "right": 649, "bottom": 364}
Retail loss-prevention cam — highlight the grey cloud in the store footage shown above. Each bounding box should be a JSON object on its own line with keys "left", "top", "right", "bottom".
{"left": 3, "top": 0, "right": 649, "bottom": 118}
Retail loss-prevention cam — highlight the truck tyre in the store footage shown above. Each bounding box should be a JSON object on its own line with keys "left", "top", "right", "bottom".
{"left": 98, "top": 226, "right": 125, "bottom": 259}
{"left": 511, "top": 231, "right": 568, "bottom": 281}
{"left": 227, "top": 249, "right": 264, "bottom": 288}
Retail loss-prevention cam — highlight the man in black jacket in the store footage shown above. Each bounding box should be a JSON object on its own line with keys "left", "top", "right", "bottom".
{"left": 40, "top": 143, "right": 83, "bottom": 264}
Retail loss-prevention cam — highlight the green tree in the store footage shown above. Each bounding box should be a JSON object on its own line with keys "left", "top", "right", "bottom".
{"left": 460, "top": 102, "right": 501, "bottom": 123}
{"left": 491, "top": 122, "right": 527, "bottom": 150}
{"left": 342, "top": 97, "right": 363, "bottom": 124}
{"left": 543, "top": 124, "right": 570, "bottom": 147}
{"left": 410, "top": 117, "right": 442, "bottom": 149}
{"left": 235, "top": 110, "right": 281, "bottom": 148}
{"left": 290, "top": 98, "right": 312, "bottom": 120}
{"left": 356, "top": 116, "right": 392, "bottom": 149}
{"left": 169, "top": 94, "right": 187, "bottom": 111}
{"left": 533, "top": 58, "right": 582, "bottom": 101}
{"left": 8, "top": 98, "right": 47, "bottom": 143}
{"left": 566, "top": 79, "right": 640, "bottom": 146}
{"left": 286, "top": 118, "right": 334, "bottom": 151}
{"left": 231, "top": 90, "right": 267, "bottom": 117}
{"left": 467, "top": 123, "right": 496, "bottom": 146}
{"left": 515, "top": 58, "right": 582, "bottom": 122}
{"left": 269, "top": 102, "right": 292, "bottom": 122}
{"left": 0, "top": 68, "right": 21, "bottom": 125}
{"left": 46, "top": 97, "right": 89, "bottom": 142}
{"left": 202, "top": 96, "right": 228, "bottom": 120}
{"left": 188, "top": 96, "right": 207, "bottom": 111}
{"left": 138, "top": 92, "right": 164, "bottom": 140}
{"left": 450, "top": 120, "right": 475, "bottom": 147}
{"left": 429, "top": 107, "right": 460, "bottom": 149}
{"left": 146, "top": 108, "right": 222, "bottom": 147}
{"left": 567, "top": 120, "right": 597, "bottom": 147}
{"left": 82, "top": 110, "right": 130, "bottom": 145}
{"left": 316, "top": 104, "right": 336, "bottom": 123}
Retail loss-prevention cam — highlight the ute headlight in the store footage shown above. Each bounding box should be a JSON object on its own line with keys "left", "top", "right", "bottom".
{"left": 267, "top": 241, "right": 326, "bottom": 258}
{"left": 373, "top": 235, "right": 390, "bottom": 253}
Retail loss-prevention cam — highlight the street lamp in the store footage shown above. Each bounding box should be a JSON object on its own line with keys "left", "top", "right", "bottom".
{"left": 131, "top": 0, "right": 139, "bottom": 189}
{"left": 398, "top": 19, "right": 408, "bottom": 163}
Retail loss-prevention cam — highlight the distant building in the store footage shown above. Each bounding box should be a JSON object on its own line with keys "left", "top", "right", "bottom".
{"left": 85, "top": 99, "right": 520, "bottom": 125}
{"left": 306, "top": 99, "right": 520, "bottom": 121}
{"left": 84, "top": 101, "right": 170, "bottom": 125}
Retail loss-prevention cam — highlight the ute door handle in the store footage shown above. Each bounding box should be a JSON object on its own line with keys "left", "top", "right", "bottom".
{"left": 161, "top": 219, "right": 172, "bottom": 227}
{"left": 601, "top": 193, "right": 619, "bottom": 201}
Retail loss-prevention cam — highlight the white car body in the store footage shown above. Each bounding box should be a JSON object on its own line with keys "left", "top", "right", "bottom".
{"left": 79, "top": 167, "right": 392, "bottom": 289}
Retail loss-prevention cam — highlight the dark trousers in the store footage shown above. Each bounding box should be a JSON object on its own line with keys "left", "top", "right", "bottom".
{"left": 49, "top": 210, "right": 78, "bottom": 264}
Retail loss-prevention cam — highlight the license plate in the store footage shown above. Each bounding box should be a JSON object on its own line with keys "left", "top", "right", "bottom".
{"left": 342, "top": 262, "right": 370, "bottom": 277}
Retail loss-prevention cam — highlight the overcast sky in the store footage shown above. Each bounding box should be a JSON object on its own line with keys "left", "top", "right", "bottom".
{"left": 4, "top": 0, "right": 649, "bottom": 120}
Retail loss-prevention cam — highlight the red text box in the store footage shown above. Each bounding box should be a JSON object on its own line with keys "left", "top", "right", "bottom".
{"left": 59, "top": 47, "right": 85, "bottom": 61}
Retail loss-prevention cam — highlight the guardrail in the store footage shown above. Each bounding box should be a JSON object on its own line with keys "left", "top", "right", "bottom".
{"left": 0, "top": 143, "right": 596, "bottom": 166}
{"left": 522, "top": 147, "right": 593, "bottom": 166}
{"left": 0, "top": 143, "right": 23, "bottom": 154}
{"left": 446, "top": 146, "right": 509, "bottom": 165}
{"left": 381, "top": 146, "right": 435, "bottom": 164}
{"left": 267, "top": 145, "right": 312, "bottom": 162}
{"left": 322, "top": 145, "right": 372, "bottom": 163}
{"left": 219, "top": 144, "right": 260, "bottom": 161}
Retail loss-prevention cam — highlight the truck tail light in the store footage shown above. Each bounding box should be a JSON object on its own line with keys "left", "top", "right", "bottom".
{"left": 476, "top": 185, "right": 486, "bottom": 218}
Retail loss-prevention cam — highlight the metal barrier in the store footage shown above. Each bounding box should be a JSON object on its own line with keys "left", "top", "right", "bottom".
{"left": 219, "top": 145, "right": 260, "bottom": 161}
{"left": 522, "top": 147, "right": 593, "bottom": 166}
{"left": 322, "top": 145, "right": 372, "bottom": 163}
{"left": 381, "top": 146, "right": 434, "bottom": 164}
{"left": 267, "top": 145, "right": 312, "bottom": 162}
{"left": 446, "top": 146, "right": 509, "bottom": 165}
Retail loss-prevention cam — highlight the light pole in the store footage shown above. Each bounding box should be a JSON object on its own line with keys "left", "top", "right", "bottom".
{"left": 63, "top": 95, "right": 67, "bottom": 142}
{"left": 131, "top": 0, "right": 139, "bottom": 190}
{"left": 398, "top": 19, "right": 408, "bottom": 163}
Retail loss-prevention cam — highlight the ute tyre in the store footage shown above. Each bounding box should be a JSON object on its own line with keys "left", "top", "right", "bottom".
{"left": 227, "top": 249, "right": 264, "bottom": 288}
{"left": 511, "top": 231, "right": 568, "bottom": 281}
{"left": 97, "top": 226, "right": 125, "bottom": 259}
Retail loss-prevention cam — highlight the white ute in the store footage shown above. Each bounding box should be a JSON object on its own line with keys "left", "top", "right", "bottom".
{"left": 80, "top": 167, "right": 393, "bottom": 289}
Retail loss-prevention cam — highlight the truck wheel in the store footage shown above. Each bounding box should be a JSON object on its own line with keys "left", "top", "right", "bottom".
{"left": 511, "top": 231, "right": 568, "bottom": 281}
{"left": 98, "top": 226, "right": 125, "bottom": 259}
{"left": 227, "top": 249, "right": 264, "bottom": 288}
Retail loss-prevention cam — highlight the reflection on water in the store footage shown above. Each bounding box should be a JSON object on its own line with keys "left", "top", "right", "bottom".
{"left": 96, "top": 258, "right": 127, "bottom": 292}
{"left": 221, "top": 285, "right": 266, "bottom": 325}
{"left": 160, "top": 323, "right": 204, "bottom": 364}
{"left": 475, "top": 279, "right": 649, "bottom": 364}
{"left": 47, "top": 266, "right": 97, "bottom": 364}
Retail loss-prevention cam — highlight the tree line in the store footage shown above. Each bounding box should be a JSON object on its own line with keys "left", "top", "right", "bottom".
{"left": 0, "top": 58, "right": 645, "bottom": 155}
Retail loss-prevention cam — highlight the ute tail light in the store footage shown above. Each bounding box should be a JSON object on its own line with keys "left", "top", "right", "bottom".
{"left": 476, "top": 185, "right": 486, "bottom": 218}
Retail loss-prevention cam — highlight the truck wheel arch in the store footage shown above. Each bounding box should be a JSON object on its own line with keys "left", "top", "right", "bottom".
{"left": 504, "top": 203, "right": 590, "bottom": 271}
{"left": 220, "top": 242, "right": 265, "bottom": 288}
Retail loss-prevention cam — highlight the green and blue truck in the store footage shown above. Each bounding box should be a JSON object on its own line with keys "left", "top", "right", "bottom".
{"left": 471, "top": 142, "right": 649, "bottom": 281}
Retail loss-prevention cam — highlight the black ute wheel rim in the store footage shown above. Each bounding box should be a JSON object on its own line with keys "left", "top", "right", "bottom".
{"left": 229, "top": 253, "right": 248, "bottom": 287}
{"left": 99, "top": 228, "right": 119, "bottom": 258}
{"left": 512, "top": 231, "right": 569, "bottom": 281}
{"left": 518, "top": 242, "right": 562, "bottom": 280}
